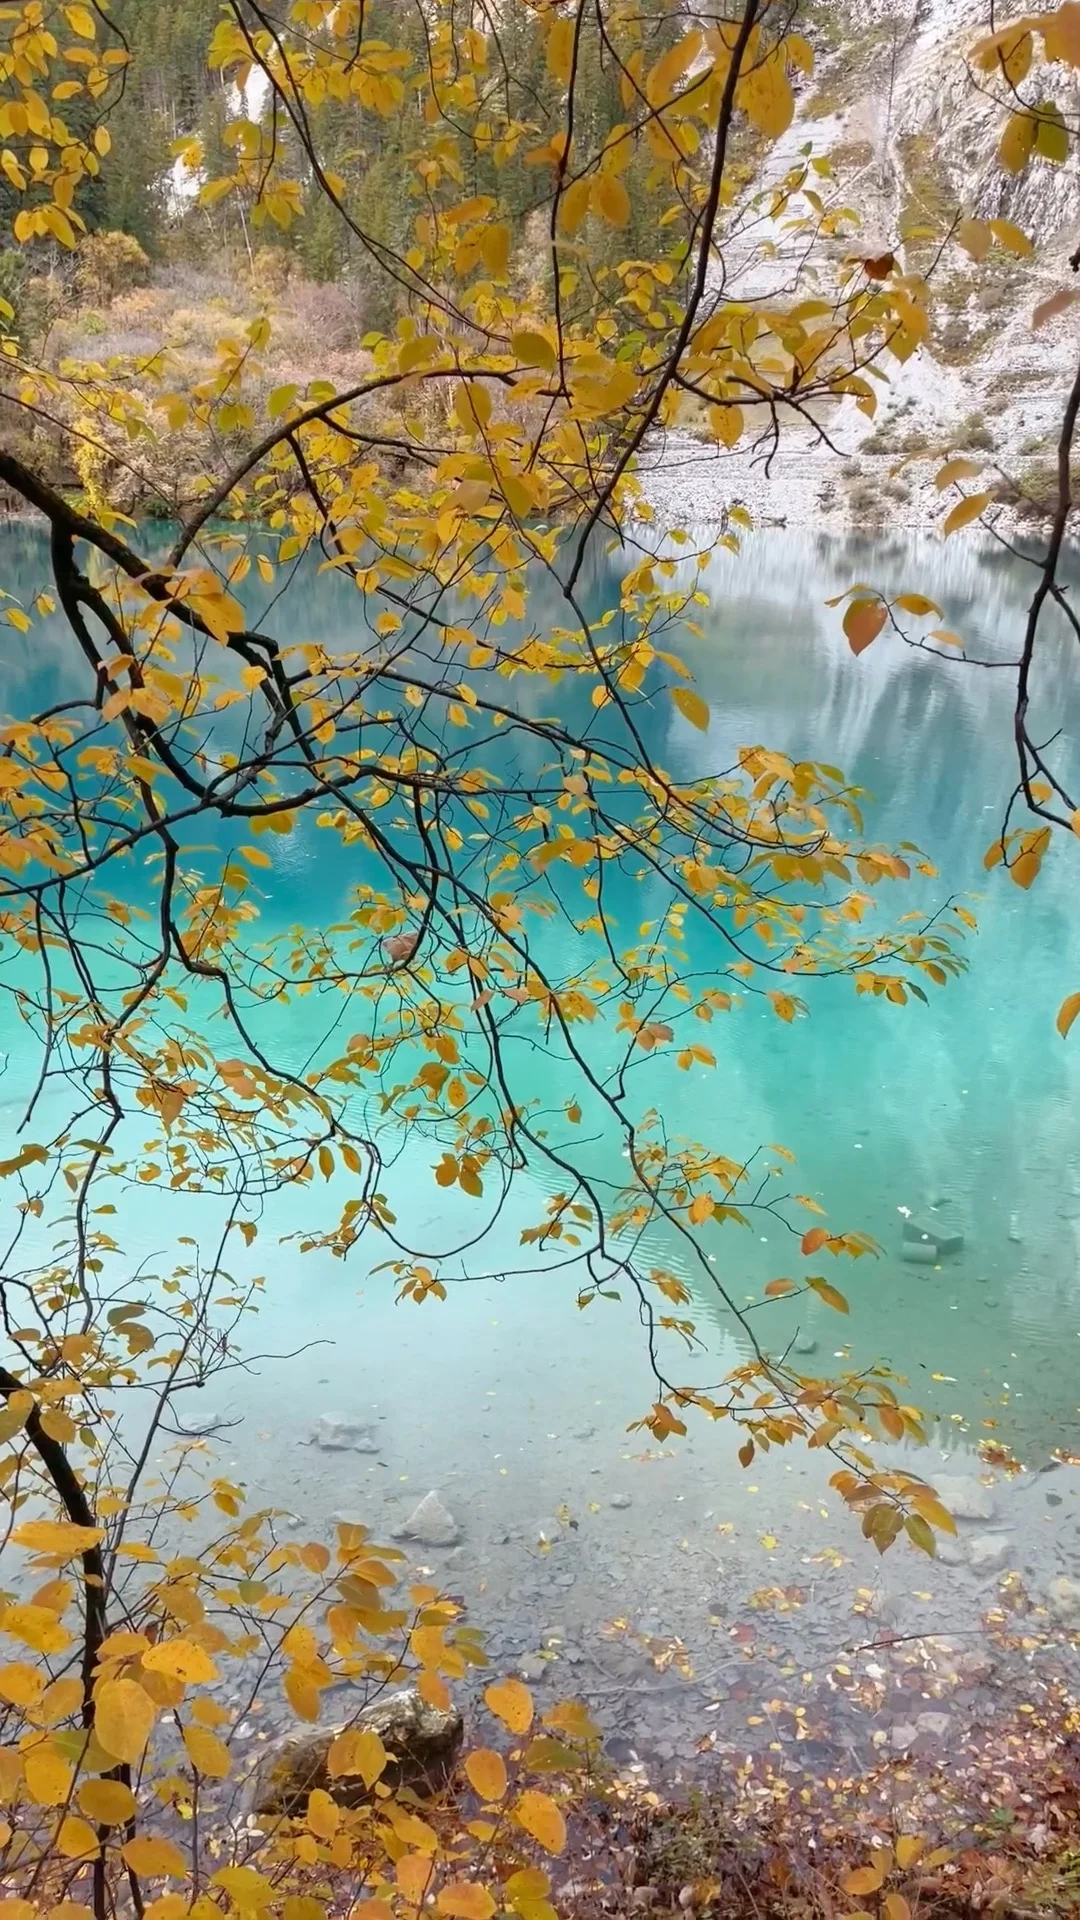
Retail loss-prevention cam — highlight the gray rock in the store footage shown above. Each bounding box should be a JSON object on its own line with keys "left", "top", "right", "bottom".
{"left": 249, "top": 1687, "right": 462, "bottom": 1814}
{"left": 900, "top": 1241, "right": 939, "bottom": 1265}
{"left": 902, "top": 1220, "right": 964, "bottom": 1257}
{"left": 610, "top": 1493, "right": 632, "bottom": 1510}
{"left": 932, "top": 1474, "right": 996, "bottom": 1522}
{"left": 915, "top": 1710, "right": 951, "bottom": 1738}
{"left": 572, "top": 1425, "right": 596, "bottom": 1442}
{"left": 793, "top": 1333, "right": 818, "bottom": 1355}
{"left": 312, "top": 1413, "right": 379, "bottom": 1453}
{"left": 1046, "top": 1492, "right": 1063, "bottom": 1508}
{"left": 891, "top": 1722, "right": 916, "bottom": 1752}
{"left": 392, "top": 1490, "right": 461, "bottom": 1548}
{"left": 330, "top": 1509, "right": 367, "bottom": 1528}
{"left": 966, "top": 1532, "right": 1011, "bottom": 1573}
{"left": 1048, "top": 1574, "right": 1080, "bottom": 1626}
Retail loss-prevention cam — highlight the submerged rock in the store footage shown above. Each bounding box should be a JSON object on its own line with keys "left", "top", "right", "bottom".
{"left": 933, "top": 1474, "right": 996, "bottom": 1522}
{"left": 966, "top": 1532, "right": 1011, "bottom": 1573}
{"left": 1048, "top": 1574, "right": 1080, "bottom": 1626}
{"left": 249, "top": 1687, "right": 463, "bottom": 1815}
{"left": 793, "top": 1332, "right": 818, "bottom": 1355}
{"left": 392, "top": 1489, "right": 461, "bottom": 1547}
{"left": 900, "top": 1241, "right": 939, "bottom": 1266}
{"left": 311, "top": 1412, "right": 379, "bottom": 1453}
{"left": 902, "top": 1219, "right": 965, "bottom": 1259}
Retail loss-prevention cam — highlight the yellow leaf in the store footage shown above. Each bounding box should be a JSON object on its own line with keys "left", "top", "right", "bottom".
{"left": 123, "top": 1837, "right": 189, "bottom": 1878}
{"left": 884, "top": 1897, "right": 911, "bottom": 1920}
{"left": 943, "top": 491, "right": 990, "bottom": 535}
{"left": 95, "top": 1677, "right": 156, "bottom": 1764}
{"left": 465, "top": 1747, "right": 508, "bottom": 1802}
{"left": 0, "top": 1662, "right": 45, "bottom": 1706}
{"left": 56, "top": 1816, "right": 98, "bottom": 1859}
{"left": 558, "top": 176, "right": 591, "bottom": 234}
{"left": 512, "top": 330, "right": 556, "bottom": 372}
{"left": 989, "top": 217, "right": 1032, "bottom": 257}
{"left": 546, "top": 15, "right": 575, "bottom": 85}
{"left": 484, "top": 1677, "right": 533, "bottom": 1735}
{"left": 843, "top": 597, "right": 886, "bottom": 656}
{"left": 895, "top": 1836, "right": 925, "bottom": 1871}
{"left": 893, "top": 593, "right": 940, "bottom": 617}
{"left": 708, "top": 403, "right": 743, "bottom": 447}
{"left": 911, "top": 1489, "right": 957, "bottom": 1535}
{"left": 142, "top": 1638, "right": 218, "bottom": 1685}
{"left": 810, "top": 1280, "right": 849, "bottom": 1313}
{"left": 182, "top": 1724, "right": 231, "bottom": 1778}
{"left": 4, "top": 608, "right": 30, "bottom": 633}
{"left": 955, "top": 218, "right": 992, "bottom": 260}
{"left": 2, "top": 1603, "right": 72, "bottom": 1654}
{"left": 306, "top": 1787, "right": 339, "bottom": 1840}
{"left": 844, "top": 1866, "right": 886, "bottom": 1896}
{"left": 436, "top": 1887, "right": 496, "bottom": 1920}
{"left": 78, "top": 1777, "right": 136, "bottom": 1825}
{"left": 63, "top": 5, "right": 97, "bottom": 36}
{"left": 328, "top": 1727, "right": 387, "bottom": 1787}
{"left": 999, "top": 110, "right": 1035, "bottom": 172}
{"left": 513, "top": 1789, "right": 566, "bottom": 1856}
{"left": 24, "top": 1744, "right": 73, "bottom": 1806}
{"left": 1057, "top": 993, "right": 1080, "bottom": 1038}
{"left": 672, "top": 686, "right": 710, "bottom": 731}
{"left": 593, "top": 173, "right": 630, "bottom": 227}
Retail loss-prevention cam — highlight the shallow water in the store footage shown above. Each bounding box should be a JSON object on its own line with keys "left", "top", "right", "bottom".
{"left": 2, "top": 520, "right": 1080, "bottom": 1765}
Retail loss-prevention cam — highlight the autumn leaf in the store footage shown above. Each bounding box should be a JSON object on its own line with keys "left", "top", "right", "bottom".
{"left": 513, "top": 1788, "right": 567, "bottom": 1854}
{"left": 943, "top": 491, "right": 991, "bottom": 535}
{"left": 1057, "top": 993, "right": 1080, "bottom": 1038}
{"left": 672, "top": 686, "right": 710, "bottom": 731}
{"left": 122, "top": 1836, "right": 189, "bottom": 1878}
{"left": 465, "top": 1747, "right": 508, "bottom": 1802}
{"left": 843, "top": 597, "right": 886, "bottom": 656}
{"left": 484, "top": 1677, "right": 533, "bottom": 1735}
{"left": 95, "top": 1677, "right": 157, "bottom": 1764}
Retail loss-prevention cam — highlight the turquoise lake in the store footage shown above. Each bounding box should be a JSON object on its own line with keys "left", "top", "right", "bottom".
{"left": 2, "top": 519, "right": 1079, "bottom": 1762}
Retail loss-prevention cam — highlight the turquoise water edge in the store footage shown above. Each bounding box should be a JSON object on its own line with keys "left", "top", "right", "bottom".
{"left": 2, "top": 518, "right": 1079, "bottom": 1765}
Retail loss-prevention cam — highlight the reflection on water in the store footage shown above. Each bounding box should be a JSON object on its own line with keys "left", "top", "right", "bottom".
{"left": 2, "top": 519, "right": 1079, "bottom": 1759}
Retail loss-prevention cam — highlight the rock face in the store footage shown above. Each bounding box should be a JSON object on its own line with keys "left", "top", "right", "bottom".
{"left": 932, "top": 1474, "right": 996, "bottom": 1522}
{"left": 392, "top": 1490, "right": 461, "bottom": 1547}
{"left": 1048, "top": 1574, "right": 1080, "bottom": 1626}
{"left": 250, "top": 1688, "right": 463, "bottom": 1815}
{"left": 311, "top": 1413, "right": 379, "bottom": 1453}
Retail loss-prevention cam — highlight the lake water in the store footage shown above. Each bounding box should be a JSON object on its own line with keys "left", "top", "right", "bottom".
{"left": 2, "top": 519, "right": 1079, "bottom": 1770}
